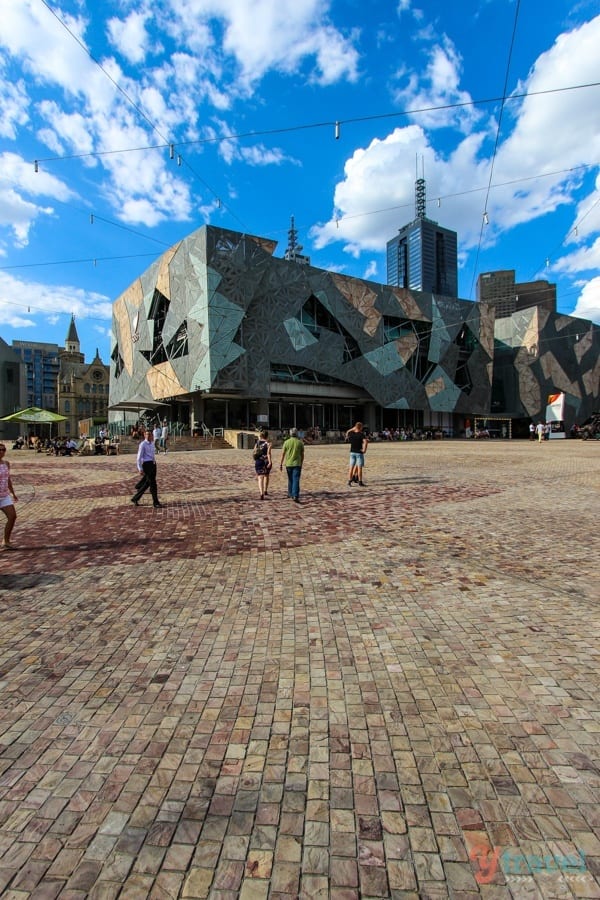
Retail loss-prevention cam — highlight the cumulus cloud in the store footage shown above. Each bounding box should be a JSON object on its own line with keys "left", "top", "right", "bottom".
{"left": 392, "top": 35, "right": 482, "bottom": 133}
{"left": 0, "top": 0, "right": 360, "bottom": 235}
{"left": 312, "top": 15, "right": 600, "bottom": 293}
{"left": 0, "top": 271, "right": 113, "bottom": 328}
{"left": 0, "top": 153, "right": 77, "bottom": 246}
{"left": 570, "top": 277, "right": 600, "bottom": 324}
{"left": 107, "top": 9, "right": 151, "bottom": 65}
{"left": 0, "top": 75, "right": 29, "bottom": 139}
{"left": 169, "top": 0, "right": 360, "bottom": 87}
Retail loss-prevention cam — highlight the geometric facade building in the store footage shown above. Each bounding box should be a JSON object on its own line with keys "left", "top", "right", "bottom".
{"left": 111, "top": 226, "right": 494, "bottom": 435}
{"left": 492, "top": 305, "right": 599, "bottom": 427}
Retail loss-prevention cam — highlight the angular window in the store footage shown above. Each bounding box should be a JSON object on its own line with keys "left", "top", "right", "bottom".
{"left": 296, "top": 296, "right": 361, "bottom": 363}
{"left": 141, "top": 289, "right": 170, "bottom": 365}
{"left": 111, "top": 344, "right": 124, "bottom": 378}
{"left": 166, "top": 320, "right": 189, "bottom": 359}
{"left": 383, "top": 316, "right": 433, "bottom": 382}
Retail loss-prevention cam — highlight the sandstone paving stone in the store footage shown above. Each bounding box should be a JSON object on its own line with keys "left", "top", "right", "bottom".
{"left": 1, "top": 443, "right": 599, "bottom": 897}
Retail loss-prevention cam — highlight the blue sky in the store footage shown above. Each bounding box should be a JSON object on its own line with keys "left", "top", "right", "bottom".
{"left": 1, "top": 0, "right": 599, "bottom": 363}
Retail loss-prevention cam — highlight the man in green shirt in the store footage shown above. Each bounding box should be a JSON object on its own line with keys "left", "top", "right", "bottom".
{"left": 279, "top": 428, "right": 305, "bottom": 503}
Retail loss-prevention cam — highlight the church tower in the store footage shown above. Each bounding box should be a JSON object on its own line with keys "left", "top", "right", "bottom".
{"left": 62, "top": 315, "right": 84, "bottom": 363}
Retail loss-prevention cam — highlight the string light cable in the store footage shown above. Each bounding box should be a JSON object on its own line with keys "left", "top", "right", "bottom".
{"left": 37, "top": 0, "right": 242, "bottom": 229}
{"left": 31, "top": 81, "right": 600, "bottom": 169}
{"left": 468, "top": 0, "right": 522, "bottom": 299}
{"left": 531, "top": 192, "right": 600, "bottom": 279}
{"left": 5, "top": 161, "right": 595, "bottom": 274}
{"left": 31, "top": 0, "right": 599, "bottom": 296}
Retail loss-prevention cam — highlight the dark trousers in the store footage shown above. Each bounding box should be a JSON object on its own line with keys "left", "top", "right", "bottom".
{"left": 132, "top": 461, "right": 159, "bottom": 504}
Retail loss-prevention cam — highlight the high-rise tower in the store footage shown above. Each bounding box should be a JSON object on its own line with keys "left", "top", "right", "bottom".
{"left": 386, "top": 178, "right": 458, "bottom": 297}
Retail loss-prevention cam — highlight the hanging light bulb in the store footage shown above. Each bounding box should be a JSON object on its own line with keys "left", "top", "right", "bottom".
{"left": 545, "top": 257, "right": 550, "bottom": 267}
{"left": 177, "top": 154, "right": 182, "bottom": 166}
{"left": 335, "top": 121, "right": 340, "bottom": 140}
{"left": 34, "top": 160, "right": 39, "bottom": 173}
{"left": 437, "top": 198, "right": 441, "bottom": 208}
{"left": 169, "top": 144, "right": 174, "bottom": 159}
{"left": 483, "top": 212, "right": 489, "bottom": 225}
{"left": 574, "top": 225, "right": 579, "bottom": 236}
{"left": 90, "top": 213, "right": 94, "bottom": 225}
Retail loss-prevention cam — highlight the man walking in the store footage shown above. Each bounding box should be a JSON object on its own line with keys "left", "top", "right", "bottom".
{"left": 131, "top": 429, "right": 163, "bottom": 508}
{"left": 345, "top": 422, "right": 368, "bottom": 486}
{"left": 279, "top": 428, "right": 304, "bottom": 503}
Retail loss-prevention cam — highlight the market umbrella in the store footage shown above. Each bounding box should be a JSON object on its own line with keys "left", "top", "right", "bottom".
{"left": 108, "top": 395, "right": 168, "bottom": 413}
{"left": 1, "top": 406, "right": 68, "bottom": 438}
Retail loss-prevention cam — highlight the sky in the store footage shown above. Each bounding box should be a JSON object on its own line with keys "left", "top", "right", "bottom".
{"left": 1, "top": 0, "right": 599, "bottom": 364}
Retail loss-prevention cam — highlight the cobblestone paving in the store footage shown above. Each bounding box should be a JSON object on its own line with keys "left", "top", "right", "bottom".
{"left": 0, "top": 441, "right": 599, "bottom": 899}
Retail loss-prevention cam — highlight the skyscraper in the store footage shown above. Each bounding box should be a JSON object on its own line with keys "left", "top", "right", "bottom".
{"left": 386, "top": 178, "right": 458, "bottom": 297}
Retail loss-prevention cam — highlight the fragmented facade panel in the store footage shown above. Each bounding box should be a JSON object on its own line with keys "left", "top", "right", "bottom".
{"left": 110, "top": 226, "right": 495, "bottom": 424}
{"left": 493, "top": 306, "right": 599, "bottom": 425}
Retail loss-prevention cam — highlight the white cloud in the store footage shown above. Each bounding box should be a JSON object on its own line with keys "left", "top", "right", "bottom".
{"left": 107, "top": 9, "right": 151, "bottom": 65}
{"left": 165, "top": 0, "right": 360, "bottom": 87}
{"left": 0, "top": 271, "right": 112, "bottom": 328}
{"left": 0, "top": 74, "right": 29, "bottom": 139}
{"left": 312, "top": 16, "right": 600, "bottom": 277}
{"left": 571, "top": 277, "right": 600, "bottom": 324}
{"left": 392, "top": 35, "right": 481, "bottom": 132}
{"left": 0, "top": 153, "right": 77, "bottom": 246}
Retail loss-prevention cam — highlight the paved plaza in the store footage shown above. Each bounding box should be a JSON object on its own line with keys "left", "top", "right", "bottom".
{"left": 0, "top": 439, "right": 599, "bottom": 899}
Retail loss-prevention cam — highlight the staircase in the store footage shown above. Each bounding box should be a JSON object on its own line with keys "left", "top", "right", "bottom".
{"left": 115, "top": 434, "right": 233, "bottom": 454}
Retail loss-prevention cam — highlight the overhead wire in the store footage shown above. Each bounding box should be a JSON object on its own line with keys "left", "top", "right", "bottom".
{"left": 532, "top": 192, "right": 600, "bottom": 279}
{"left": 37, "top": 0, "right": 243, "bottom": 230}
{"left": 3, "top": 162, "right": 594, "bottom": 272}
{"left": 467, "top": 0, "right": 522, "bottom": 300}
{"left": 14, "top": 0, "right": 599, "bottom": 338}
{"left": 32, "top": 81, "right": 600, "bottom": 167}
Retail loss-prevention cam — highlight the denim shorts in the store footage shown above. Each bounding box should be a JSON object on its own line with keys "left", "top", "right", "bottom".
{"left": 350, "top": 452, "right": 364, "bottom": 467}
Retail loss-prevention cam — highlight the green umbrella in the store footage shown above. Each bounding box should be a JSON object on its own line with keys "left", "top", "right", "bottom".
{"left": 1, "top": 406, "right": 68, "bottom": 424}
{"left": 1, "top": 406, "right": 68, "bottom": 439}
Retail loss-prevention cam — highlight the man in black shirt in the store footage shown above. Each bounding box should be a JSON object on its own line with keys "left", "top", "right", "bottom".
{"left": 345, "top": 422, "right": 368, "bottom": 486}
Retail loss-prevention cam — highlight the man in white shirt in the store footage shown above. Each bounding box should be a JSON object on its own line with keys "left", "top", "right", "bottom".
{"left": 131, "top": 430, "right": 163, "bottom": 508}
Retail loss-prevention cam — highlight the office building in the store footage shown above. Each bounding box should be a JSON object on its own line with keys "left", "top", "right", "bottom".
{"left": 386, "top": 179, "right": 458, "bottom": 298}
{"left": 12, "top": 340, "right": 60, "bottom": 410}
{"left": 477, "top": 269, "right": 556, "bottom": 318}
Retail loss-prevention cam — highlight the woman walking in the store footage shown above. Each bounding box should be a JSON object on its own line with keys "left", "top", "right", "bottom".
{"left": 0, "top": 443, "right": 18, "bottom": 550}
{"left": 253, "top": 430, "right": 272, "bottom": 499}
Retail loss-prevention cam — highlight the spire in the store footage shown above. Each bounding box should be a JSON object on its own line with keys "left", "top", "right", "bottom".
{"left": 64, "top": 314, "right": 81, "bottom": 355}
